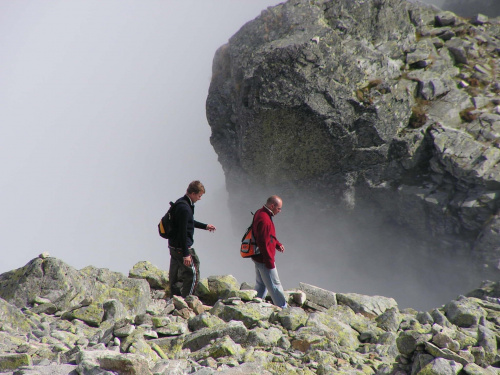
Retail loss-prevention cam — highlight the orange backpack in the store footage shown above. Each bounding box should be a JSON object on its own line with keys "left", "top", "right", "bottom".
{"left": 240, "top": 212, "right": 260, "bottom": 258}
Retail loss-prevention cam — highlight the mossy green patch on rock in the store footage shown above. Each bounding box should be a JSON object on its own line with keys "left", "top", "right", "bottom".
{"left": 0, "top": 353, "right": 32, "bottom": 372}
{"left": 79, "top": 266, "right": 151, "bottom": 316}
{"left": 129, "top": 261, "right": 169, "bottom": 290}
{"left": 0, "top": 298, "right": 37, "bottom": 333}
{"left": 305, "top": 312, "right": 360, "bottom": 349}
{"left": 188, "top": 312, "right": 225, "bottom": 331}
{"left": 211, "top": 301, "right": 276, "bottom": 328}
{"left": 127, "top": 338, "right": 160, "bottom": 362}
{"left": 264, "top": 359, "right": 311, "bottom": 375}
{"left": 209, "top": 335, "right": 244, "bottom": 359}
{"left": 63, "top": 303, "right": 104, "bottom": 327}
{"left": 148, "top": 336, "right": 185, "bottom": 360}
{"left": 202, "top": 275, "right": 240, "bottom": 304}
{"left": 276, "top": 307, "right": 308, "bottom": 331}
{"left": 227, "top": 289, "right": 258, "bottom": 301}
{"left": 245, "top": 108, "right": 341, "bottom": 184}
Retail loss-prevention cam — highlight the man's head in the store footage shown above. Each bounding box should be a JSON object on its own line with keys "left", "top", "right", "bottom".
{"left": 186, "top": 180, "right": 205, "bottom": 203}
{"left": 266, "top": 195, "right": 282, "bottom": 216}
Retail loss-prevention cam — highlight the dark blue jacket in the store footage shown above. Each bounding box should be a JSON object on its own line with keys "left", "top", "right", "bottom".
{"left": 168, "top": 195, "right": 207, "bottom": 256}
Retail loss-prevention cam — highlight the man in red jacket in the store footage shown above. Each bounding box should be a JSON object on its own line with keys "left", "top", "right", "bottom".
{"left": 251, "top": 195, "right": 287, "bottom": 308}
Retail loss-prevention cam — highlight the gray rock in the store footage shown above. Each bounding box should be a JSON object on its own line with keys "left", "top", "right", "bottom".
{"left": 445, "top": 37, "right": 470, "bottom": 64}
{"left": 299, "top": 283, "right": 337, "bottom": 310}
{"left": 463, "top": 363, "right": 499, "bottom": 375}
{"left": 10, "top": 364, "right": 78, "bottom": 375}
{"left": 435, "top": 11, "right": 457, "bottom": 26}
{"left": 3, "top": 256, "right": 500, "bottom": 374}
{"left": 205, "top": 0, "right": 500, "bottom": 275}
{"left": 182, "top": 320, "right": 248, "bottom": 352}
{"left": 102, "top": 299, "right": 126, "bottom": 322}
{"left": 425, "top": 341, "right": 471, "bottom": 366}
{"left": 245, "top": 327, "right": 284, "bottom": 347}
{"left": 477, "top": 325, "right": 498, "bottom": 364}
{"left": 76, "top": 350, "right": 152, "bottom": 375}
{"left": 0, "top": 257, "right": 151, "bottom": 319}
{"left": 444, "top": 297, "right": 487, "bottom": 327}
{"left": 188, "top": 312, "right": 225, "bottom": 332}
{"left": 210, "top": 300, "right": 277, "bottom": 328}
{"left": 376, "top": 307, "right": 402, "bottom": 332}
{"left": 336, "top": 292, "right": 398, "bottom": 317}
{"left": 419, "top": 357, "right": 463, "bottom": 374}
{"left": 128, "top": 260, "right": 169, "bottom": 290}
{"left": 155, "top": 322, "right": 188, "bottom": 337}
{"left": 275, "top": 307, "right": 308, "bottom": 331}
{"left": 151, "top": 359, "right": 189, "bottom": 375}
{"left": 397, "top": 330, "right": 433, "bottom": 356}
{"left": 197, "top": 275, "right": 240, "bottom": 305}
{"left": 0, "top": 354, "right": 32, "bottom": 373}
{"left": 305, "top": 311, "right": 360, "bottom": 349}
{"left": 471, "top": 14, "right": 489, "bottom": 25}
{"left": 0, "top": 298, "right": 37, "bottom": 334}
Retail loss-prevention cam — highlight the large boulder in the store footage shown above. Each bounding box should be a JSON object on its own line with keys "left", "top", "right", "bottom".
{"left": 206, "top": 0, "right": 500, "bottom": 285}
{"left": 0, "top": 256, "right": 151, "bottom": 321}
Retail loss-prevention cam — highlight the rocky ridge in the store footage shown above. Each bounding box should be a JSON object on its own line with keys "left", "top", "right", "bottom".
{"left": 206, "top": 0, "right": 500, "bottom": 275}
{"left": 1, "top": 254, "right": 500, "bottom": 374}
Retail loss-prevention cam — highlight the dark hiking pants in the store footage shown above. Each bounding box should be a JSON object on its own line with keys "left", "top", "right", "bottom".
{"left": 168, "top": 247, "right": 200, "bottom": 298}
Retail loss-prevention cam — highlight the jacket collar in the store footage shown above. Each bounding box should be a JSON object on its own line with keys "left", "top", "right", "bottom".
{"left": 263, "top": 205, "right": 274, "bottom": 216}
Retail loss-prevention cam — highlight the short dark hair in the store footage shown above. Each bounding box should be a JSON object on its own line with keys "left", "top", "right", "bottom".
{"left": 187, "top": 180, "right": 205, "bottom": 194}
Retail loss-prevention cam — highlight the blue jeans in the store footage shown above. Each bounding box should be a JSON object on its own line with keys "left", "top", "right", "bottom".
{"left": 253, "top": 261, "right": 287, "bottom": 308}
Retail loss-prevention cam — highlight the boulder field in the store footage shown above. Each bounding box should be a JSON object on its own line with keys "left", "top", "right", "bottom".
{"left": 0, "top": 254, "right": 500, "bottom": 374}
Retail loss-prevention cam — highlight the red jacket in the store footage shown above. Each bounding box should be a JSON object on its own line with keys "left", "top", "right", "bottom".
{"left": 251, "top": 206, "right": 282, "bottom": 269}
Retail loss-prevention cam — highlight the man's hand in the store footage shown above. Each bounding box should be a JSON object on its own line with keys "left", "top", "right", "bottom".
{"left": 183, "top": 255, "right": 192, "bottom": 266}
{"left": 207, "top": 224, "right": 216, "bottom": 232}
{"left": 277, "top": 244, "right": 285, "bottom": 253}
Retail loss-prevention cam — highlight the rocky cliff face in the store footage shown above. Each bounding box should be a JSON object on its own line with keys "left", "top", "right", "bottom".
{"left": 1, "top": 254, "right": 500, "bottom": 375}
{"left": 206, "top": 0, "right": 500, "bottom": 279}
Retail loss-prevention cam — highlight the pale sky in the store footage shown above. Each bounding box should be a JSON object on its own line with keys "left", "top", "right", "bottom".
{"left": 2, "top": 0, "right": 476, "bottom": 311}
{"left": 0, "top": 0, "right": 284, "bottom": 278}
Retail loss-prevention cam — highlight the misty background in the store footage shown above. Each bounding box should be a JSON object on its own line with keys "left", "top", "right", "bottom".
{"left": 0, "top": 0, "right": 496, "bottom": 311}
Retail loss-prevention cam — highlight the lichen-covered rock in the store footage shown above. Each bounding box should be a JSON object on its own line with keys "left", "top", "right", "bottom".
{"left": 210, "top": 300, "right": 277, "bottom": 328}
{"left": 299, "top": 283, "right": 337, "bottom": 310}
{"left": 424, "top": 342, "right": 471, "bottom": 366}
{"left": 227, "top": 289, "right": 258, "bottom": 301}
{"left": 128, "top": 260, "right": 169, "bottom": 290}
{"left": 336, "top": 292, "right": 398, "bottom": 317}
{"left": 192, "top": 335, "right": 244, "bottom": 361}
{"left": 182, "top": 320, "right": 248, "bottom": 352}
{"left": 196, "top": 275, "right": 240, "bottom": 305}
{"left": 418, "top": 357, "right": 463, "bottom": 375}
{"left": 147, "top": 336, "right": 185, "bottom": 360}
{"left": 0, "top": 353, "right": 32, "bottom": 372}
{"left": 78, "top": 265, "right": 151, "bottom": 317}
{"left": 0, "top": 297, "right": 37, "bottom": 334}
{"left": 7, "top": 248, "right": 500, "bottom": 373}
{"left": 155, "top": 322, "right": 188, "bottom": 337}
{"left": 275, "top": 307, "right": 308, "bottom": 331}
{"left": 61, "top": 303, "right": 105, "bottom": 327}
{"left": 0, "top": 257, "right": 84, "bottom": 310}
{"left": 188, "top": 312, "right": 225, "bottom": 332}
{"left": 0, "top": 257, "right": 151, "bottom": 320}
{"left": 304, "top": 312, "right": 360, "bottom": 350}
{"left": 206, "top": 0, "right": 500, "bottom": 280}
{"left": 76, "top": 350, "right": 153, "bottom": 375}
{"left": 444, "top": 297, "right": 487, "bottom": 327}
{"left": 245, "top": 326, "right": 284, "bottom": 348}
{"left": 376, "top": 307, "right": 402, "bottom": 332}
{"left": 397, "top": 330, "right": 433, "bottom": 356}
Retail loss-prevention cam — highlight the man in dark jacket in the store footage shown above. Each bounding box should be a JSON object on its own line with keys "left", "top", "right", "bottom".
{"left": 168, "top": 180, "right": 216, "bottom": 297}
{"left": 252, "top": 195, "right": 287, "bottom": 308}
